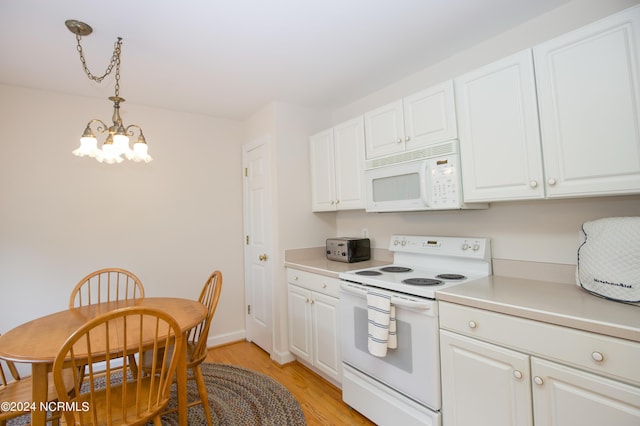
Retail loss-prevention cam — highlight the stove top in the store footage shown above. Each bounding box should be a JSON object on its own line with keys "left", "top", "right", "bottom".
{"left": 339, "top": 235, "right": 491, "bottom": 299}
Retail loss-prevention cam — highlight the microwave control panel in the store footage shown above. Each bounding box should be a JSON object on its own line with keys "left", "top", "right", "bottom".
{"left": 427, "top": 154, "right": 461, "bottom": 208}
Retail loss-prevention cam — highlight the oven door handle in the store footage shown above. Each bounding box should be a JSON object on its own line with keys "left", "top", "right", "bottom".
{"left": 340, "top": 282, "right": 431, "bottom": 310}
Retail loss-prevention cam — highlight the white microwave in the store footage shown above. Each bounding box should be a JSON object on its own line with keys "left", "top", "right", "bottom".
{"left": 365, "top": 140, "right": 487, "bottom": 212}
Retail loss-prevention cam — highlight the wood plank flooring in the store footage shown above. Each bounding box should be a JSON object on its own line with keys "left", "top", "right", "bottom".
{"left": 206, "top": 341, "right": 375, "bottom": 425}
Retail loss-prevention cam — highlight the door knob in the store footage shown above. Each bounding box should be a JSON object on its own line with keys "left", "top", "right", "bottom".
{"left": 259, "top": 254, "right": 268, "bottom": 261}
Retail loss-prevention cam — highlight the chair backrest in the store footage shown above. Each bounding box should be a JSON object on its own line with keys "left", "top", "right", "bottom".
{"left": 53, "top": 306, "right": 183, "bottom": 426}
{"left": 188, "top": 270, "right": 222, "bottom": 365}
{"left": 69, "top": 268, "right": 145, "bottom": 308}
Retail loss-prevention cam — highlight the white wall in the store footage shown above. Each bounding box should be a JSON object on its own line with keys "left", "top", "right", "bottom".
{"left": 329, "top": 0, "right": 640, "bottom": 266}
{"left": 0, "top": 84, "right": 246, "bottom": 344}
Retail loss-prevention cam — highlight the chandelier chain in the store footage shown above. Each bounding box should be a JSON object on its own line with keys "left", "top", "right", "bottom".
{"left": 74, "top": 34, "right": 122, "bottom": 95}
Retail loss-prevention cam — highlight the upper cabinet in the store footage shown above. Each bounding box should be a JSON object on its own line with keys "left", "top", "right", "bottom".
{"left": 455, "top": 49, "right": 545, "bottom": 202}
{"left": 534, "top": 6, "right": 640, "bottom": 198}
{"left": 457, "top": 6, "right": 640, "bottom": 203}
{"left": 364, "top": 80, "right": 457, "bottom": 159}
{"left": 309, "top": 117, "right": 366, "bottom": 212}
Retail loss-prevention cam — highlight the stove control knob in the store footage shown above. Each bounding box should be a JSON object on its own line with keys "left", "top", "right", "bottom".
{"left": 472, "top": 243, "right": 480, "bottom": 251}
{"left": 461, "top": 243, "right": 470, "bottom": 251}
{"left": 468, "top": 320, "right": 477, "bottom": 329}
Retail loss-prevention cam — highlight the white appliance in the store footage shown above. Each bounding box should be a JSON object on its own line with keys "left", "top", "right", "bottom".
{"left": 338, "top": 235, "right": 492, "bottom": 426}
{"left": 365, "top": 140, "right": 487, "bottom": 212}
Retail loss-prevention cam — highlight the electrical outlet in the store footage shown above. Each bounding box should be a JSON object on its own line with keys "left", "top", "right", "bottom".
{"left": 362, "top": 228, "right": 368, "bottom": 238}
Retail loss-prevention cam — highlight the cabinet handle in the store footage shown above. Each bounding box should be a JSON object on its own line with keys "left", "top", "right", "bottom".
{"left": 468, "top": 320, "right": 477, "bottom": 329}
{"left": 530, "top": 180, "right": 538, "bottom": 188}
{"left": 591, "top": 351, "right": 604, "bottom": 362}
{"left": 513, "top": 370, "right": 523, "bottom": 380}
{"left": 321, "top": 283, "right": 327, "bottom": 288}
{"left": 336, "top": 199, "right": 340, "bottom": 204}
{"left": 405, "top": 136, "right": 411, "bottom": 142}
{"left": 330, "top": 200, "right": 335, "bottom": 205}
{"left": 310, "top": 299, "right": 315, "bottom": 304}
{"left": 396, "top": 138, "right": 402, "bottom": 143}
{"left": 305, "top": 297, "right": 310, "bottom": 303}
{"left": 294, "top": 276, "right": 299, "bottom": 281}
{"left": 548, "top": 178, "right": 557, "bottom": 186}
{"left": 533, "top": 376, "right": 544, "bottom": 385}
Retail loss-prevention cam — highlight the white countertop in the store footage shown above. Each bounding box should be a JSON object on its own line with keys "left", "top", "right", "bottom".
{"left": 284, "top": 248, "right": 640, "bottom": 343}
{"left": 436, "top": 275, "right": 640, "bottom": 343}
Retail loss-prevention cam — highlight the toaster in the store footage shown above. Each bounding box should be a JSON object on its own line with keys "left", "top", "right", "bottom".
{"left": 326, "top": 238, "right": 371, "bottom": 263}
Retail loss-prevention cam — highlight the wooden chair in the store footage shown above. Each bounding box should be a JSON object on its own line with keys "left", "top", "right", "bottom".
{"left": 142, "top": 270, "right": 222, "bottom": 426}
{"left": 52, "top": 306, "right": 184, "bottom": 426}
{"left": 69, "top": 267, "right": 144, "bottom": 308}
{"left": 69, "top": 268, "right": 145, "bottom": 377}
{"left": 0, "top": 335, "right": 75, "bottom": 426}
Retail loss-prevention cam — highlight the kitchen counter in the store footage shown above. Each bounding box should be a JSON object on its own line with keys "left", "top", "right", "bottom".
{"left": 284, "top": 248, "right": 640, "bottom": 343}
{"left": 284, "top": 246, "right": 391, "bottom": 278}
{"left": 437, "top": 275, "right": 640, "bottom": 343}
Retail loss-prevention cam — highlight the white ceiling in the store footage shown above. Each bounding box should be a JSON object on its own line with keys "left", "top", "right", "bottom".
{"left": 0, "top": 0, "right": 573, "bottom": 120}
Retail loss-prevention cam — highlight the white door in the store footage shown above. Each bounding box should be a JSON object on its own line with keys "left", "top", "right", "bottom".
{"left": 440, "top": 330, "right": 533, "bottom": 426}
{"left": 534, "top": 6, "right": 640, "bottom": 198}
{"left": 364, "top": 100, "right": 405, "bottom": 159}
{"left": 333, "top": 117, "right": 366, "bottom": 210}
{"left": 455, "top": 49, "right": 545, "bottom": 202}
{"left": 531, "top": 357, "right": 640, "bottom": 426}
{"left": 403, "top": 80, "right": 457, "bottom": 149}
{"left": 243, "top": 137, "right": 273, "bottom": 353}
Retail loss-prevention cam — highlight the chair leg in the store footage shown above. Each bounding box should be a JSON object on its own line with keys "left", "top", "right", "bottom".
{"left": 194, "top": 365, "right": 213, "bottom": 426}
{"left": 153, "top": 415, "right": 163, "bottom": 426}
{"left": 128, "top": 354, "right": 139, "bottom": 377}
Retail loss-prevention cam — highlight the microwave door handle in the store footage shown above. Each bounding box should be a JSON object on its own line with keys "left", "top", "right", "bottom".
{"left": 420, "top": 160, "right": 431, "bottom": 207}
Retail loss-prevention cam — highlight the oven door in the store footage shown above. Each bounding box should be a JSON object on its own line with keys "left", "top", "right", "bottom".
{"left": 339, "top": 281, "right": 441, "bottom": 410}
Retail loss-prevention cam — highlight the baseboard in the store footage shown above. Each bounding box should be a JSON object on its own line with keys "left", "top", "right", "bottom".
{"left": 270, "top": 349, "right": 296, "bottom": 365}
{"left": 207, "top": 330, "right": 246, "bottom": 348}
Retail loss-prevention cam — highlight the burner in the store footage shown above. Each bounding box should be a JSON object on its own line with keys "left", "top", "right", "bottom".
{"left": 436, "top": 273, "right": 467, "bottom": 280}
{"left": 380, "top": 266, "right": 413, "bottom": 273}
{"left": 356, "top": 270, "right": 383, "bottom": 276}
{"left": 402, "top": 278, "right": 443, "bottom": 286}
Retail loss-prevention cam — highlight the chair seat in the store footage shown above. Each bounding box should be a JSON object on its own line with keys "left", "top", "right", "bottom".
{"left": 75, "top": 377, "right": 167, "bottom": 425}
{"left": 0, "top": 369, "right": 75, "bottom": 419}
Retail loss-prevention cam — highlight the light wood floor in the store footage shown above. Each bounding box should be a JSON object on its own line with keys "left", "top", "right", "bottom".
{"left": 206, "top": 341, "right": 375, "bottom": 425}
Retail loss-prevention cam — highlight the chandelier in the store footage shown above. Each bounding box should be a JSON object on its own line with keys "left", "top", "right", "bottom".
{"left": 66, "top": 19, "right": 152, "bottom": 164}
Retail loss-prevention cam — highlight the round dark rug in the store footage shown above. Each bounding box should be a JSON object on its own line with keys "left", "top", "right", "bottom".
{"left": 7, "top": 363, "right": 306, "bottom": 425}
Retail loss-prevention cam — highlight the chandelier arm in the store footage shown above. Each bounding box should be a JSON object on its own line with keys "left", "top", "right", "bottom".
{"left": 86, "top": 119, "right": 110, "bottom": 134}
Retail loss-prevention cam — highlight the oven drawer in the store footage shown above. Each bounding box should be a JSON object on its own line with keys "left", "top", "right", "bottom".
{"left": 286, "top": 268, "right": 340, "bottom": 297}
{"left": 439, "top": 301, "right": 640, "bottom": 386}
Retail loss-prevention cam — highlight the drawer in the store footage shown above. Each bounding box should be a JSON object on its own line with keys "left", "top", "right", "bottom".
{"left": 439, "top": 301, "right": 640, "bottom": 386}
{"left": 286, "top": 268, "right": 340, "bottom": 298}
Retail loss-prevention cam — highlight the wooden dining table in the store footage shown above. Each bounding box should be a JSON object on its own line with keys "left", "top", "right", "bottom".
{"left": 0, "top": 297, "right": 207, "bottom": 426}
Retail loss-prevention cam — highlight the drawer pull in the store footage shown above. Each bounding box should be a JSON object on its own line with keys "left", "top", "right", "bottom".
{"left": 533, "top": 376, "right": 544, "bottom": 386}
{"left": 322, "top": 283, "right": 327, "bottom": 288}
{"left": 468, "top": 321, "right": 477, "bottom": 329}
{"left": 591, "top": 351, "right": 604, "bottom": 362}
{"left": 294, "top": 276, "right": 299, "bottom": 281}
{"left": 513, "top": 370, "right": 523, "bottom": 380}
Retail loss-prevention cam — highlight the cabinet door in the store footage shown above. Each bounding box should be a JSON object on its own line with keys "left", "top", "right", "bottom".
{"left": 440, "top": 330, "right": 533, "bottom": 426}
{"left": 456, "top": 49, "right": 545, "bottom": 202}
{"left": 534, "top": 6, "right": 640, "bottom": 198}
{"left": 309, "top": 128, "right": 337, "bottom": 211}
{"left": 287, "top": 285, "right": 313, "bottom": 364}
{"left": 364, "top": 100, "right": 405, "bottom": 159}
{"left": 404, "top": 80, "right": 457, "bottom": 150}
{"left": 531, "top": 357, "right": 640, "bottom": 426}
{"left": 333, "top": 117, "right": 366, "bottom": 210}
{"left": 311, "top": 291, "right": 341, "bottom": 383}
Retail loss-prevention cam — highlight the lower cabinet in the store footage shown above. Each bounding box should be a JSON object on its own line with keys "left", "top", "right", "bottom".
{"left": 439, "top": 301, "right": 640, "bottom": 426}
{"left": 287, "top": 268, "right": 341, "bottom": 385}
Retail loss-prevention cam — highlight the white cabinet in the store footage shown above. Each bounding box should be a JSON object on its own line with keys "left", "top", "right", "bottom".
{"left": 309, "top": 117, "right": 366, "bottom": 211}
{"left": 533, "top": 6, "right": 640, "bottom": 198}
{"left": 457, "top": 6, "right": 640, "bottom": 202}
{"left": 287, "top": 268, "right": 341, "bottom": 384}
{"left": 364, "top": 80, "right": 457, "bottom": 159}
{"left": 455, "top": 49, "right": 545, "bottom": 202}
{"left": 439, "top": 301, "right": 640, "bottom": 426}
